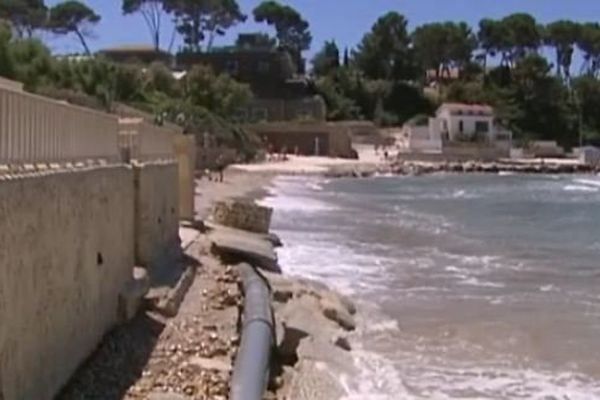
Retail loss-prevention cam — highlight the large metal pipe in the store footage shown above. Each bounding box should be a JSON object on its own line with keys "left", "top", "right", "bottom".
{"left": 230, "top": 263, "right": 273, "bottom": 400}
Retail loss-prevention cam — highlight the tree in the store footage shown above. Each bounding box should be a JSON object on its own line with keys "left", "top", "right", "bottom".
{"left": 0, "top": 0, "right": 47, "bottom": 38}
{"left": 235, "top": 32, "right": 276, "bottom": 50}
{"left": 184, "top": 65, "right": 252, "bottom": 116}
{"left": 167, "top": 0, "right": 246, "bottom": 52}
{"left": 312, "top": 40, "right": 340, "bottom": 76}
{"left": 253, "top": 1, "right": 311, "bottom": 56}
{"left": 48, "top": 1, "right": 101, "bottom": 55}
{"left": 413, "top": 22, "right": 476, "bottom": 80}
{"left": 353, "top": 12, "right": 415, "bottom": 81}
{"left": 478, "top": 18, "right": 510, "bottom": 69}
{"left": 478, "top": 14, "right": 541, "bottom": 69}
{"left": 122, "top": 0, "right": 168, "bottom": 50}
{"left": 203, "top": 0, "right": 246, "bottom": 51}
{"left": 577, "top": 23, "right": 600, "bottom": 76}
{"left": 502, "top": 13, "right": 542, "bottom": 63}
{"left": 0, "top": 20, "right": 15, "bottom": 78}
{"left": 544, "top": 20, "right": 580, "bottom": 79}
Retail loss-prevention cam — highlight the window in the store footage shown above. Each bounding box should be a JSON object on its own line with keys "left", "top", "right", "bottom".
{"left": 225, "top": 60, "right": 239, "bottom": 75}
{"left": 475, "top": 121, "right": 490, "bottom": 133}
{"left": 459, "top": 120, "right": 464, "bottom": 133}
{"left": 253, "top": 108, "right": 268, "bottom": 122}
{"left": 257, "top": 61, "right": 270, "bottom": 74}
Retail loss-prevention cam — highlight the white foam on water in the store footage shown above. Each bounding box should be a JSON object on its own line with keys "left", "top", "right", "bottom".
{"left": 564, "top": 184, "right": 600, "bottom": 193}
{"left": 459, "top": 277, "right": 506, "bottom": 289}
{"left": 574, "top": 178, "right": 600, "bottom": 188}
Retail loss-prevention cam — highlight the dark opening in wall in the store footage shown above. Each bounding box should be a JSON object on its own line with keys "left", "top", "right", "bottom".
{"left": 97, "top": 252, "right": 104, "bottom": 266}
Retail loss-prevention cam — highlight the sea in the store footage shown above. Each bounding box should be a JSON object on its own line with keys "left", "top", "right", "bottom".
{"left": 260, "top": 173, "right": 600, "bottom": 400}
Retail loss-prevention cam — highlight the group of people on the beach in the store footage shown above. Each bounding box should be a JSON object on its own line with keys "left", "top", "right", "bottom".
{"left": 198, "top": 154, "right": 226, "bottom": 183}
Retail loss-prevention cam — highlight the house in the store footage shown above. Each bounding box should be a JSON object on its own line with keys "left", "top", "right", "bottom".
{"left": 98, "top": 44, "right": 173, "bottom": 66}
{"left": 176, "top": 34, "right": 326, "bottom": 123}
{"left": 399, "top": 103, "right": 513, "bottom": 160}
{"left": 578, "top": 146, "right": 600, "bottom": 165}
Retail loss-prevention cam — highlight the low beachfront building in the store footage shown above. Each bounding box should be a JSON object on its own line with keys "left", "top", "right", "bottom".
{"left": 399, "top": 103, "right": 513, "bottom": 160}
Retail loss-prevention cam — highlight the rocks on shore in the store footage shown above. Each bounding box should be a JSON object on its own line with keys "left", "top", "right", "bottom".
{"left": 261, "top": 270, "right": 358, "bottom": 400}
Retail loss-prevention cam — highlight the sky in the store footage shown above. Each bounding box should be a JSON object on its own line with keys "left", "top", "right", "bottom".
{"left": 44, "top": 0, "right": 600, "bottom": 66}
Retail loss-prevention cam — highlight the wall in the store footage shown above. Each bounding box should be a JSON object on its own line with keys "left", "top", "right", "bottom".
{"left": 0, "top": 85, "right": 120, "bottom": 165}
{"left": 237, "top": 96, "right": 326, "bottom": 123}
{"left": 0, "top": 166, "right": 134, "bottom": 400}
{"left": 438, "top": 109, "right": 494, "bottom": 140}
{"left": 248, "top": 122, "right": 355, "bottom": 158}
{"left": 133, "top": 161, "right": 180, "bottom": 275}
{"left": 405, "top": 121, "right": 442, "bottom": 153}
{"left": 173, "top": 135, "right": 196, "bottom": 221}
{"left": 118, "top": 118, "right": 178, "bottom": 162}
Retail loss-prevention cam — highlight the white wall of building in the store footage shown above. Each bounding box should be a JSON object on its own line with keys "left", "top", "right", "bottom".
{"left": 437, "top": 108, "right": 495, "bottom": 141}
{"left": 403, "top": 118, "right": 442, "bottom": 153}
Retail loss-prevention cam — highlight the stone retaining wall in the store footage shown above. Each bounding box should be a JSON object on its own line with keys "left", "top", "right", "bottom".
{"left": 211, "top": 200, "right": 272, "bottom": 234}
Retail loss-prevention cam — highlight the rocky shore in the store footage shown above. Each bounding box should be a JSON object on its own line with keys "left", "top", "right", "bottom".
{"left": 203, "top": 197, "right": 358, "bottom": 400}
{"left": 324, "top": 159, "right": 600, "bottom": 179}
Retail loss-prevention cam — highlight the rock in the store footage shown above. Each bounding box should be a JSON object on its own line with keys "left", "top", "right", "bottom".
{"left": 334, "top": 336, "right": 352, "bottom": 352}
{"left": 156, "top": 265, "right": 196, "bottom": 317}
{"left": 118, "top": 267, "right": 150, "bottom": 322}
{"left": 336, "top": 293, "right": 357, "bottom": 316}
{"left": 319, "top": 296, "right": 356, "bottom": 331}
{"left": 147, "top": 393, "right": 189, "bottom": 400}
{"left": 266, "top": 232, "right": 284, "bottom": 248}
{"left": 277, "top": 323, "right": 309, "bottom": 361}
{"left": 188, "top": 356, "right": 231, "bottom": 373}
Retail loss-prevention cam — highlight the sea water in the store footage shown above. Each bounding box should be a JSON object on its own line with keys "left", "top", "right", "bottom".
{"left": 260, "top": 174, "right": 600, "bottom": 399}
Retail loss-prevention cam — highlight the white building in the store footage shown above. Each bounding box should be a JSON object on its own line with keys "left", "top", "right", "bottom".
{"left": 400, "top": 103, "right": 512, "bottom": 154}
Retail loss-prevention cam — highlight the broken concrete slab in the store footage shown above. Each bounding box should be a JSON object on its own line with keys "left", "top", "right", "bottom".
{"left": 205, "top": 221, "right": 282, "bottom": 248}
{"left": 208, "top": 226, "right": 280, "bottom": 273}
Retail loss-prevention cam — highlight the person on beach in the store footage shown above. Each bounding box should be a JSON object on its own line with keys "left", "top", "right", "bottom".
{"left": 215, "top": 154, "right": 225, "bottom": 183}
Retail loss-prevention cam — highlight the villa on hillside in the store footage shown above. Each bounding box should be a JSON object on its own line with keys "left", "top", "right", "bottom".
{"left": 398, "top": 103, "right": 512, "bottom": 160}
{"left": 175, "top": 34, "right": 326, "bottom": 123}
{"left": 98, "top": 34, "right": 325, "bottom": 124}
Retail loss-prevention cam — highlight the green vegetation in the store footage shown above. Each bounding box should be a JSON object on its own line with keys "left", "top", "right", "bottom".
{"left": 312, "top": 12, "right": 600, "bottom": 147}
{"left": 2, "top": 1, "right": 600, "bottom": 149}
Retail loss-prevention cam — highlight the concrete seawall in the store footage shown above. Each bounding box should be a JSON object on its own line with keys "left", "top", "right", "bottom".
{"left": 0, "top": 162, "right": 181, "bottom": 400}
{"left": 134, "top": 161, "right": 180, "bottom": 274}
{"left": 0, "top": 166, "right": 134, "bottom": 400}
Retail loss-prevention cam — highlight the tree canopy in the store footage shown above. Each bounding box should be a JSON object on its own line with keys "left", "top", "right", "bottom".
{"left": 122, "top": 0, "right": 167, "bottom": 50}
{"left": 312, "top": 40, "right": 340, "bottom": 77}
{"left": 0, "top": 0, "right": 47, "bottom": 38}
{"left": 167, "top": 0, "right": 246, "bottom": 52}
{"left": 353, "top": 12, "right": 414, "bottom": 81}
{"left": 48, "top": 1, "right": 101, "bottom": 55}
{"left": 253, "top": 1, "right": 311, "bottom": 55}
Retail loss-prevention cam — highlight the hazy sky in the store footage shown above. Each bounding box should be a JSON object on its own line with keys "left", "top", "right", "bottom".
{"left": 44, "top": 0, "right": 600, "bottom": 60}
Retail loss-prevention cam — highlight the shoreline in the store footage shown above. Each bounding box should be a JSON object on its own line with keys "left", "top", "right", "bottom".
{"left": 196, "top": 168, "right": 359, "bottom": 399}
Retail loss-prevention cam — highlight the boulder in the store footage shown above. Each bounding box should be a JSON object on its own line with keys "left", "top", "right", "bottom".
{"left": 319, "top": 296, "right": 356, "bottom": 331}
{"left": 333, "top": 336, "right": 352, "bottom": 352}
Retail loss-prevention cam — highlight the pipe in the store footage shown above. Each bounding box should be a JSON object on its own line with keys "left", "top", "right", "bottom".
{"left": 230, "top": 263, "right": 273, "bottom": 400}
